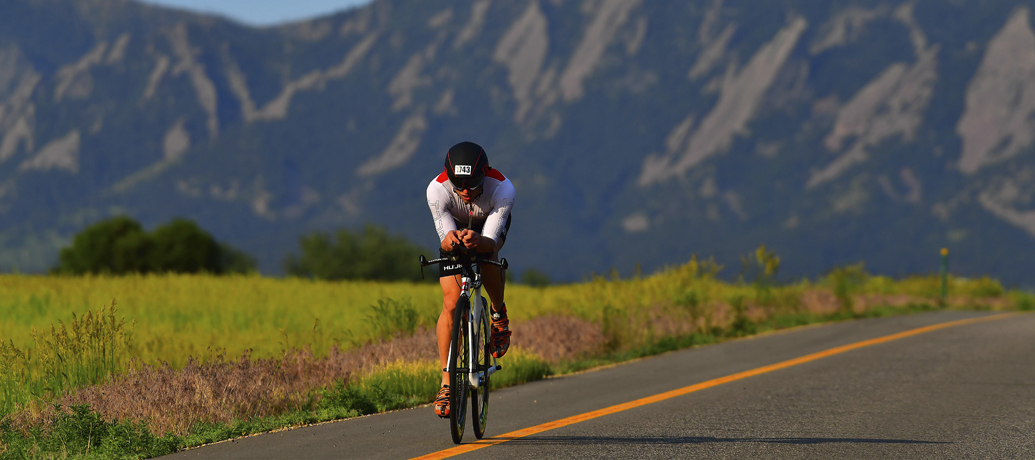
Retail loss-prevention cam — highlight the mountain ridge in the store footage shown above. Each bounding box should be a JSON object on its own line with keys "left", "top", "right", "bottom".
{"left": 1, "top": 0, "right": 1034, "bottom": 284}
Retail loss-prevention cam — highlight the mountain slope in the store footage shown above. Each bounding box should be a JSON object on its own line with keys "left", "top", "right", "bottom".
{"left": 1, "top": 0, "right": 1034, "bottom": 284}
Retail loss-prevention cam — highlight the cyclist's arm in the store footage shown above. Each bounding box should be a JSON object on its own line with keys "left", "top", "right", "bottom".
{"left": 467, "top": 178, "right": 514, "bottom": 252}
{"left": 459, "top": 229, "right": 495, "bottom": 252}
{"left": 427, "top": 181, "right": 462, "bottom": 250}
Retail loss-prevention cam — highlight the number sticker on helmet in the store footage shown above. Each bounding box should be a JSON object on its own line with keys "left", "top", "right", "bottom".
{"left": 454, "top": 165, "right": 472, "bottom": 176}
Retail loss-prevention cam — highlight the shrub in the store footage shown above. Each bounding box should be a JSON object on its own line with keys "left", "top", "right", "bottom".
{"left": 54, "top": 216, "right": 256, "bottom": 275}
{"left": 149, "top": 219, "right": 222, "bottom": 274}
{"left": 283, "top": 224, "right": 429, "bottom": 282}
{"left": 57, "top": 216, "right": 151, "bottom": 275}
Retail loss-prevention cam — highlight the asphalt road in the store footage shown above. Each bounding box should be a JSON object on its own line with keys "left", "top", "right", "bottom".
{"left": 163, "top": 311, "right": 1035, "bottom": 459}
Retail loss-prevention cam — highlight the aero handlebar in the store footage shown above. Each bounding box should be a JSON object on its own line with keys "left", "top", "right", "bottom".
{"left": 421, "top": 212, "right": 508, "bottom": 280}
{"left": 419, "top": 250, "right": 509, "bottom": 280}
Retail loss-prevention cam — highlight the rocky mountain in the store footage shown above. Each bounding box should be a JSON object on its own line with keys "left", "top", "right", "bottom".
{"left": 2, "top": 0, "right": 1035, "bottom": 284}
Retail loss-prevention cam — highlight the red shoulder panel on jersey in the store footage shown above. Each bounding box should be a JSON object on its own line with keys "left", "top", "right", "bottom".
{"left": 486, "top": 168, "right": 506, "bottom": 181}
{"left": 435, "top": 171, "right": 449, "bottom": 183}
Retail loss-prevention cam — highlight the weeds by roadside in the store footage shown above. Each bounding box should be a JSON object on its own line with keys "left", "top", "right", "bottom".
{"left": 0, "top": 253, "right": 1030, "bottom": 459}
{"left": 1, "top": 404, "right": 179, "bottom": 460}
{"left": 0, "top": 348, "right": 554, "bottom": 459}
{"left": 1, "top": 300, "right": 131, "bottom": 420}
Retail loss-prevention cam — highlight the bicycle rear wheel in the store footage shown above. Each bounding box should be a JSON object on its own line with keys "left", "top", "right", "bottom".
{"left": 471, "top": 301, "right": 491, "bottom": 439}
{"left": 448, "top": 295, "right": 471, "bottom": 444}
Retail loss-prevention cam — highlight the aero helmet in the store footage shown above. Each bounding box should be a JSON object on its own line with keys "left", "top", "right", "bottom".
{"left": 444, "top": 141, "right": 489, "bottom": 190}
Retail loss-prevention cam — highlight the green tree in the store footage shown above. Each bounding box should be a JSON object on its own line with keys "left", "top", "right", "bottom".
{"left": 284, "top": 224, "right": 428, "bottom": 282}
{"left": 149, "top": 219, "right": 222, "bottom": 274}
{"left": 55, "top": 216, "right": 256, "bottom": 275}
{"left": 57, "top": 216, "right": 152, "bottom": 275}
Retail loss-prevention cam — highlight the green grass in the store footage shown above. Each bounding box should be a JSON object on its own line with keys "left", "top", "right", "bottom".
{"left": 0, "top": 269, "right": 1012, "bottom": 369}
{"left": 0, "top": 404, "right": 179, "bottom": 460}
{"left": 1012, "top": 291, "right": 1035, "bottom": 311}
{"left": 0, "top": 262, "right": 1028, "bottom": 459}
{"left": 1, "top": 300, "right": 132, "bottom": 421}
{"left": 0, "top": 274, "right": 444, "bottom": 367}
{"left": 0, "top": 353, "right": 557, "bottom": 459}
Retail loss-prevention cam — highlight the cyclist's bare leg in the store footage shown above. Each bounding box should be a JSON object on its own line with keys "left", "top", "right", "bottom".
{"left": 438, "top": 274, "right": 462, "bottom": 386}
{"left": 480, "top": 242, "right": 506, "bottom": 311}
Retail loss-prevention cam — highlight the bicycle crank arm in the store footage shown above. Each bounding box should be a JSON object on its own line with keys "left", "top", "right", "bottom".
{"left": 468, "top": 364, "right": 504, "bottom": 388}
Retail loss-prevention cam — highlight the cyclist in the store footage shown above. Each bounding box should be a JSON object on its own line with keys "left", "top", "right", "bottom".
{"left": 426, "top": 141, "right": 514, "bottom": 418}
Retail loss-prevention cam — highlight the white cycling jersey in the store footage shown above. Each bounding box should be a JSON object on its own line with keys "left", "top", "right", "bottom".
{"left": 427, "top": 168, "right": 515, "bottom": 243}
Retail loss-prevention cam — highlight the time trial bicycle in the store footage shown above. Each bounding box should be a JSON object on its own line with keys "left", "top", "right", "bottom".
{"left": 420, "top": 247, "right": 508, "bottom": 444}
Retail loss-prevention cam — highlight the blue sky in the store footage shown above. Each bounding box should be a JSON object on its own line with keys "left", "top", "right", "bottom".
{"left": 138, "top": 0, "right": 373, "bottom": 26}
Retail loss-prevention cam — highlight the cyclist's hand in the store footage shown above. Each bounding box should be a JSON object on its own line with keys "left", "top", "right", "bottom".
{"left": 441, "top": 230, "right": 463, "bottom": 251}
{"left": 460, "top": 229, "right": 480, "bottom": 249}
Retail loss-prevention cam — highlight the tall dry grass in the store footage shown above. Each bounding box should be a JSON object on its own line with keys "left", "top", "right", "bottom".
{"left": 0, "top": 265, "right": 1012, "bottom": 370}
{"left": 0, "top": 258, "right": 1025, "bottom": 446}
{"left": 1, "top": 300, "right": 133, "bottom": 418}
{"left": 6, "top": 329, "right": 439, "bottom": 436}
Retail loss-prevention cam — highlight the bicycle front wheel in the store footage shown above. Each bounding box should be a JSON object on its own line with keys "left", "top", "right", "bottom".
{"left": 448, "top": 295, "right": 471, "bottom": 444}
{"left": 471, "top": 303, "right": 491, "bottom": 439}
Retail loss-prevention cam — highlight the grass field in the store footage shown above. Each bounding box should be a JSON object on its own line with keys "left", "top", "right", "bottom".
{"left": 0, "top": 263, "right": 1022, "bottom": 389}
{"left": 0, "top": 274, "right": 444, "bottom": 365}
{"left": 0, "top": 258, "right": 1029, "bottom": 459}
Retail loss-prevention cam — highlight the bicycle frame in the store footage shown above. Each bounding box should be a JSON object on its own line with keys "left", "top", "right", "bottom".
{"left": 421, "top": 246, "right": 508, "bottom": 443}
{"left": 419, "top": 251, "right": 507, "bottom": 389}
{"left": 459, "top": 264, "right": 500, "bottom": 389}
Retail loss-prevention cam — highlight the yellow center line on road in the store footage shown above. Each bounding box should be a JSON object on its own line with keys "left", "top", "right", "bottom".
{"left": 412, "top": 312, "right": 1021, "bottom": 460}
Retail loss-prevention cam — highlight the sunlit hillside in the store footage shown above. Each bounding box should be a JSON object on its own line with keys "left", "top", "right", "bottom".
{"left": 0, "top": 0, "right": 1034, "bottom": 285}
